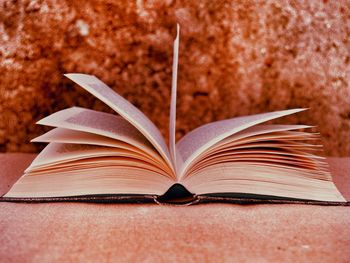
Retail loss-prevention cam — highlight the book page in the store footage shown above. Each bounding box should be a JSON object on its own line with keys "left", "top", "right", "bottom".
{"left": 32, "top": 127, "right": 129, "bottom": 148}
{"left": 176, "top": 108, "right": 306, "bottom": 176}
{"left": 64, "top": 73, "right": 173, "bottom": 171}
{"left": 181, "top": 162, "right": 346, "bottom": 202}
{"left": 36, "top": 107, "right": 156, "bottom": 156}
{"left": 27, "top": 143, "right": 158, "bottom": 172}
{"left": 8, "top": 143, "right": 174, "bottom": 197}
{"left": 6, "top": 161, "right": 173, "bottom": 198}
{"left": 169, "top": 24, "right": 180, "bottom": 168}
{"left": 211, "top": 124, "right": 312, "bottom": 150}
{"left": 32, "top": 127, "right": 170, "bottom": 172}
{"left": 29, "top": 143, "right": 125, "bottom": 169}
{"left": 183, "top": 125, "right": 315, "bottom": 174}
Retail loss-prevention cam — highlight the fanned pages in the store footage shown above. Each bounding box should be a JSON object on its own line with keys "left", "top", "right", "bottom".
{"left": 3, "top": 25, "right": 347, "bottom": 205}
{"left": 176, "top": 108, "right": 306, "bottom": 176}
{"left": 35, "top": 107, "right": 156, "bottom": 154}
{"left": 64, "top": 73, "right": 174, "bottom": 174}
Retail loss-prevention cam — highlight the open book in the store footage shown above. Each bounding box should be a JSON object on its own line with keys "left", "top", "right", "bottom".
{"left": 3, "top": 25, "right": 347, "bottom": 205}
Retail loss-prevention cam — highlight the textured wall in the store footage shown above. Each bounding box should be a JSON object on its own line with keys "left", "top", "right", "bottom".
{"left": 1, "top": 0, "right": 350, "bottom": 155}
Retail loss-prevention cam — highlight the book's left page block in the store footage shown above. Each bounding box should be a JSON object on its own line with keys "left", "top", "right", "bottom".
{"left": 65, "top": 74, "right": 173, "bottom": 171}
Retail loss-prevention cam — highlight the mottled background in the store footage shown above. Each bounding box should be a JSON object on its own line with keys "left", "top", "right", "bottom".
{"left": 1, "top": 0, "right": 350, "bottom": 155}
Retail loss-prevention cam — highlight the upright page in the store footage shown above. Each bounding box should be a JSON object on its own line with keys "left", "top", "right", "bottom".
{"left": 169, "top": 24, "right": 180, "bottom": 169}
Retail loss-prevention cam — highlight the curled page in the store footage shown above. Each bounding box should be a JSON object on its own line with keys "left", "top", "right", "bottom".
{"left": 176, "top": 108, "right": 306, "bottom": 176}
{"left": 32, "top": 127, "right": 145, "bottom": 151}
{"left": 64, "top": 74, "right": 173, "bottom": 171}
{"left": 169, "top": 24, "right": 180, "bottom": 168}
{"left": 218, "top": 124, "right": 313, "bottom": 145}
{"left": 27, "top": 142, "right": 161, "bottom": 171}
{"left": 35, "top": 107, "right": 156, "bottom": 156}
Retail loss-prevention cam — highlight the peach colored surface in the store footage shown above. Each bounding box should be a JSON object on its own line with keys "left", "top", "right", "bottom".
{"left": 1, "top": 153, "right": 350, "bottom": 262}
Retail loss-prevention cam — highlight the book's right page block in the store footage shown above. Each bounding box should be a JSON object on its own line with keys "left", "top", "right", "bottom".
{"left": 176, "top": 109, "right": 305, "bottom": 175}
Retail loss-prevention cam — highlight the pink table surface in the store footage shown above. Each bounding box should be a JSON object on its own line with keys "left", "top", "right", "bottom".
{"left": 1, "top": 153, "right": 349, "bottom": 262}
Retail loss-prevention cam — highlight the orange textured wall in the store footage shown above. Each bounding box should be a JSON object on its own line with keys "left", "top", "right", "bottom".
{"left": 1, "top": 0, "right": 350, "bottom": 155}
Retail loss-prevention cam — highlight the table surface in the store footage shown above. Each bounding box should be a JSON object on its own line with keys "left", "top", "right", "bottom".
{"left": 1, "top": 153, "right": 349, "bottom": 262}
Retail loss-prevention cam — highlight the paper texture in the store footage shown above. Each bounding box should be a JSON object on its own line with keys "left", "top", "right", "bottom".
{"left": 216, "top": 124, "right": 312, "bottom": 145}
{"left": 169, "top": 24, "right": 180, "bottom": 169}
{"left": 182, "top": 163, "right": 346, "bottom": 202}
{"left": 32, "top": 127, "right": 132, "bottom": 148}
{"left": 36, "top": 107, "right": 156, "bottom": 155}
{"left": 176, "top": 109, "right": 306, "bottom": 176}
{"left": 6, "top": 166, "right": 171, "bottom": 197}
{"left": 27, "top": 143, "right": 153, "bottom": 170}
{"left": 64, "top": 74, "right": 173, "bottom": 172}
